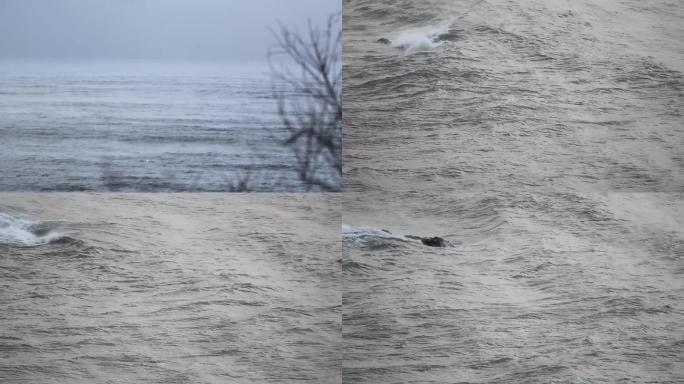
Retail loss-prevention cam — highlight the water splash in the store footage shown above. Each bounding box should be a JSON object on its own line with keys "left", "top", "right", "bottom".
{"left": 393, "top": 21, "right": 454, "bottom": 52}
{"left": 0, "top": 213, "right": 65, "bottom": 247}
{"left": 342, "top": 224, "right": 422, "bottom": 248}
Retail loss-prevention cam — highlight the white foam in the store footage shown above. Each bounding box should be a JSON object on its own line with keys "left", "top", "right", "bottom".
{"left": 342, "top": 224, "right": 419, "bottom": 244}
{"left": 0, "top": 213, "right": 64, "bottom": 247}
{"left": 393, "top": 21, "right": 452, "bottom": 52}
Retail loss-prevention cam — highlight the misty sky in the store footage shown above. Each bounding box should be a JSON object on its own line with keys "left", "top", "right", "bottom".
{"left": 0, "top": 0, "right": 339, "bottom": 61}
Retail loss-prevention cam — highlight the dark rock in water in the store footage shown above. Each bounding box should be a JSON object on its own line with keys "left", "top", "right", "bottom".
{"left": 420, "top": 237, "right": 449, "bottom": 247}
{"left": 406, "top": 235, "right": 451, "bottom": 247}
{"left": 376, "top": 38, "right": 391, "bottom": 45}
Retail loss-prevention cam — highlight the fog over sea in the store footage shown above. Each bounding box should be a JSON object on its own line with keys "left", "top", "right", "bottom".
{"left": 343, "top": 0, "right": 684, "bottom": 382}
{"left": 0, "top": 193, "right": 341, "bottom": 383}
{"left": 0, "top": 60, "right": 308, "bottom": 192}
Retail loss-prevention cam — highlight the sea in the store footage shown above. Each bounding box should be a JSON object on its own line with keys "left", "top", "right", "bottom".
{"left": 0, "top": 60, "right": 313, "bottom": 192}
{"left": 343, "top": 0, "right": 684, "bottom": 382}
{"left": 0, "top": 193, "right": 341, "bottom": 383}
{"left": 343, "top": 0, "right": 684, "bottom": 193}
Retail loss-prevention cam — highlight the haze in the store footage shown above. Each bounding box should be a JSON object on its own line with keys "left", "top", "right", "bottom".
{"left": 0, "top": 0, "right": 340, "bottom": 61}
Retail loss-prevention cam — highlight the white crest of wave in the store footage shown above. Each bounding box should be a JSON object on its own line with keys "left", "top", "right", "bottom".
{"left": 342, "top": 224, "right": 419, "bottom": 244}
{"left": 0, "top": 213, "right": 63, "bottom": 247}
{"left": 393, "top": 21, "right": 452, "bottom": 52}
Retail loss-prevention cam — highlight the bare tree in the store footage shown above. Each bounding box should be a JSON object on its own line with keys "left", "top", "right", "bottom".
{"left": 269, "top": 14, "right": 342, "bottom": 192}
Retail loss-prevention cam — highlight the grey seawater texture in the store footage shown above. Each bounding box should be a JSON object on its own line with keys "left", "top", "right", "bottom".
{"left": 0, "top": 61, "right": 335, "bottom": 192}
{"left": 343, "top": 192, "right": 683, "bottom": 383}
{"left": 0, "top": 0, "right": 342, "bottom": 192}
{"left": 344, "top": 0, "right": 684, "bottom": 193}
{"left": 342, "top": 0, "right": 684, "bottom": 382}
{"left": 0, "top": 193, "right": 341, "bottom": 383}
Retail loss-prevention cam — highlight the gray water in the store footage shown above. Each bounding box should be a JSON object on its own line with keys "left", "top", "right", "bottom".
{"left": 0, "top": 194, "right": 341, "bottom": 383}
{"left": 343, "top": 192, "right": 683, "bottom": 383}
{"left": 343, "top": 0, "right": 684, "bottom": 382}
{"left": 0, "top": 60, "right": 309, "bottom": 192}
{"left": 343, "top": 0, "right": 684, "bottom": 193}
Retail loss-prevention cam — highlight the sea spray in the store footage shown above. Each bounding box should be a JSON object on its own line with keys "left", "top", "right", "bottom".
{"left": 0, "top": 213, "right": 64, "bottom": 247}
{"left": 392, "top": 20, "right": 453, "bottom": 52}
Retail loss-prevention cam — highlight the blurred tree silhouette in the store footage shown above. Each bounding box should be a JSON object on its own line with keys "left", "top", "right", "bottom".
{"left": 269, "top": 14, "right": 341, "bottom": 192}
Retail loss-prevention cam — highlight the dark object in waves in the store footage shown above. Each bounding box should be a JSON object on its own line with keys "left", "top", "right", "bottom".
{"left": 405, "top": 235, "right": 452, "bottom": 248}
{"left": 376, "top": 38, "right": 392, "bottom": 45}
{"left": 420, "top": 237, "right": 450, "bottom": 247}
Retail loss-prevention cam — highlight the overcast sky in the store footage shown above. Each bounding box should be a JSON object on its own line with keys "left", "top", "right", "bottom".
{"left": 0, "top": 0, "right": 339, "bottom": 61}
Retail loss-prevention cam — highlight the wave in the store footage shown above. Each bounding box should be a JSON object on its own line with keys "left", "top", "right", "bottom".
{"left": 392, "top": 21, "right": 454, "bottom": 52}
{"left": 0, "top": 213, "right": 66, "bottom": 247}
{"left": 342, "top": 224, "right": 421, "bottom": 248}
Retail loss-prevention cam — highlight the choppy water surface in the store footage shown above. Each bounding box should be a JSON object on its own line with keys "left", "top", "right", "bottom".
{"left": 343, "top": 0, "right": 684, "bottom": 193}
{"left": 0, "top": 194, "right": 341, "bottom": 383}
{"left": 343, "top": 192, "right": 684, "bottom": 383}
{"left": 343, "top": 0, "right": 684, "bottom": 382}
{"left": 0, "top": 60, "right": 311, "bottom": 191}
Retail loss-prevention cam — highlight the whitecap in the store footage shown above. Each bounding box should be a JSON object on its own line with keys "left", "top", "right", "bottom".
{"left": 392, "top": 21, "right": 453, "bottom": 52}
{"left": 0, "top": 213, "right": 65, "bottom": 247}
{"left": 342, "top": 224, "right": 421, "bottom": 247}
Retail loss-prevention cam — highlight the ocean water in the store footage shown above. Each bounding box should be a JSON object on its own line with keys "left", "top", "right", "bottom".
{"left": 343, "top": 192, "right": 684, "bottom": 383}
{"left": 343, "top": 0, "right": 684, "bottom": 193}
{"left": 342, "top": 0, "right": 684, "bottom": 382}
{"left": 0, "top": 193, "right": 341, "bottom": 383}
{"left": 0, "top": 60, "right": 314, "bottom": 192}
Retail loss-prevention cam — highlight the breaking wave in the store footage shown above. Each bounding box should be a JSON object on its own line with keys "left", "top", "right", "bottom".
{"left": 0, "top": 213, "right": 65, "bottom": 247}
{"left": 342, "top": 224, "right": 422, "bottom": 248}
{"left": 392, "top": 21, "right": 454, "bottom": 52}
